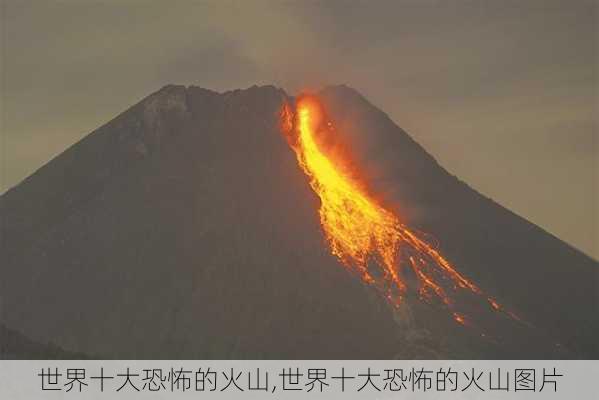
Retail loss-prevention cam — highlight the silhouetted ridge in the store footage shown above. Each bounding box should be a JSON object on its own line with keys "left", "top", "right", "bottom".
{"left": 1, "top": 84, "right": 596, "bottom": 359}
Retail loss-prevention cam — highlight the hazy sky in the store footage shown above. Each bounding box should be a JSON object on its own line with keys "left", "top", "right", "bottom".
{"left": 1, "top": 0, "right": 597, "bottom": 258}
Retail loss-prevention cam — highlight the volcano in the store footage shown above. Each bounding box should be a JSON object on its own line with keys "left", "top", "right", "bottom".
{"left": 1, "top": 85, "right": 597, "bottom": 359}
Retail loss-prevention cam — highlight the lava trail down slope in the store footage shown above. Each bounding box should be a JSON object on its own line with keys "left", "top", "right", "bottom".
{"left": 1, "top": 85, "right": 597, "bottom": 359}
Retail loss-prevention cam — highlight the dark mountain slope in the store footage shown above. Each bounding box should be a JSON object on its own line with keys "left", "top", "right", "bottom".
{"left": 318, "top": 85, "right": 598, "bottom": 357}
{"left": 1, "top": 84, "right": 596, "bottom": 358}
{"left": 1, "top": 85, "right": 407, "bottom": 358}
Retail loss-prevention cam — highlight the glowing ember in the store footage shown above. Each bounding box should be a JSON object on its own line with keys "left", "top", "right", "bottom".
{"left": 281, "top": 96, "right": 518, "bottom": 326}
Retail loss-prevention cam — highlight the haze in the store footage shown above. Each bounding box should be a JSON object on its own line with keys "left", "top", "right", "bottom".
{"left": 1, "top": 0, "right": 596, "bottom": 258}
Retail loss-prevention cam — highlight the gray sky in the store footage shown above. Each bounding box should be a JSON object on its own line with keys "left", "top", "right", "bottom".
{"left": 1, "top": 0, "right": 597, "bottom": 258}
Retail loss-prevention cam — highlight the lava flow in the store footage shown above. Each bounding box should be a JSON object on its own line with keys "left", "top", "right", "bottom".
{"left": 281, "top": 96, "right": 519, "bottom": 327}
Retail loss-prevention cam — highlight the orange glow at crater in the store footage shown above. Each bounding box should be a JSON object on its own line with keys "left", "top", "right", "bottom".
{"left": 281, "top": 96, "right": 519, "bottom": 326}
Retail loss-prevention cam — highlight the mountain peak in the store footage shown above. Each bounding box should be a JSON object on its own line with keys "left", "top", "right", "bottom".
{"left": 1, "top": 83, "right": 597, "bottom": 359}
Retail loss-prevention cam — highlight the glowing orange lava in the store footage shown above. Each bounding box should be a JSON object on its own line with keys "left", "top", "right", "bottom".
{"left": 281, "top": 96, "right": 517, "bottom": 326}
